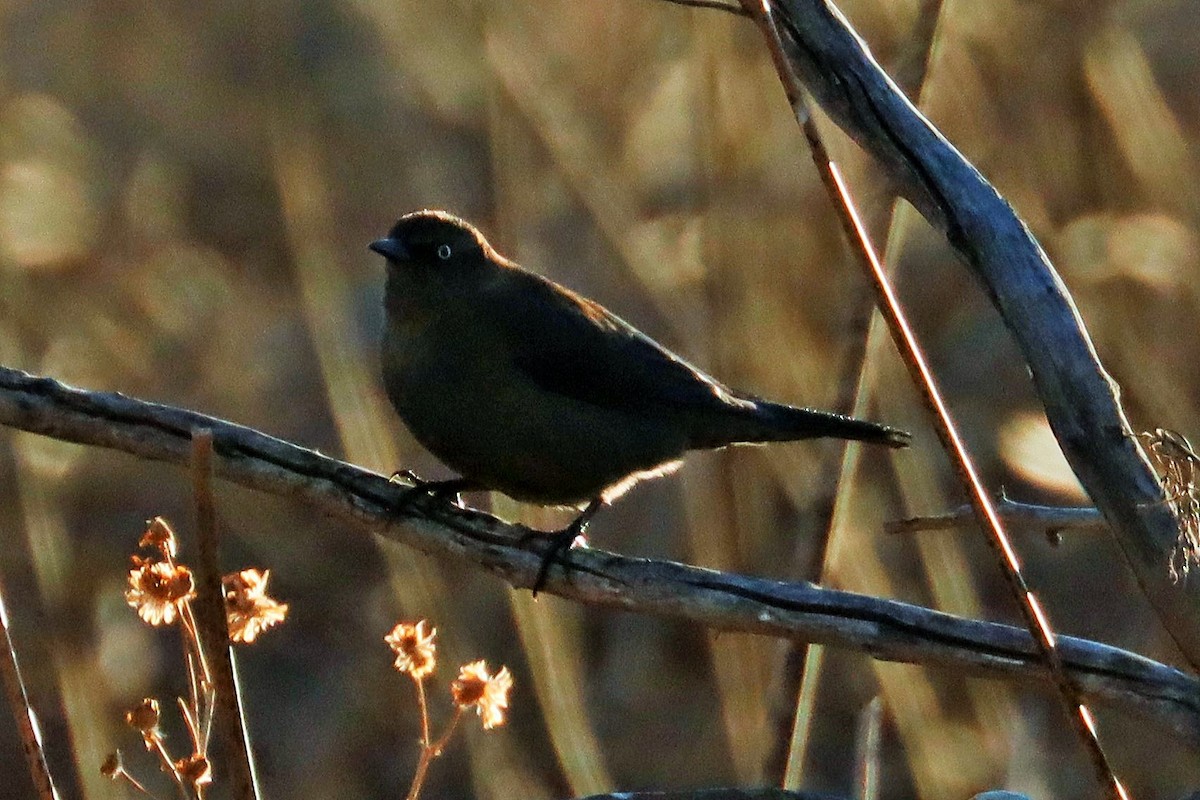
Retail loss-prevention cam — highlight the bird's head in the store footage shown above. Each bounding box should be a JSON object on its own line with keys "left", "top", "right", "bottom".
{"left": 370, "top": 210, "right": 491, "bottom": 273}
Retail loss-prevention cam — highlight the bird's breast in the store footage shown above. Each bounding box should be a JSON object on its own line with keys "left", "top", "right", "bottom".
{"left": 381, "top": 315, "right": 689, "bottom": 504}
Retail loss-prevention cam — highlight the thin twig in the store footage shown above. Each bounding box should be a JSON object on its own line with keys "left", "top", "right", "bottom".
{"left": 742, "top": 2, "right": 1128, "bottom": 796}
{"left": 178, "top": 603, "right": 210, "bottom": 746}
{"left": 886, "top": 497, "right": 1106, "bottom": 539}
{"left": 414, "top": 677, "right": 431, "bottom": 749}
{"left": 190, "top": 431, "right": 261, "bottom": 800}
{"left": 0, "top": 584, "right": 61, "bottom": 800}
{"left": 405, "top": 707, "right": 464, "bottom": 800}
{"left": 852, "top": 697, "right": 882, "bottom": 800}
{"left": 0, "top": 367, "right": 1197, "bottom": 742}
{"left": 109, "top": 762, "right": 155, "bottom": 799}
{"left": 149, "top": 735, "right": 190, "bottom": 800}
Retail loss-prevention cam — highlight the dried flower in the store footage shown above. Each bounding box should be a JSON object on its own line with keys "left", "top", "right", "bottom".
{"left": 451, "top": 660, "right": 512, "bottom": 729}
{"left": 223, "top": 568, "right": 289, "bottom": 643}
{"left": 175, "top": 753, "right": 212, "bottom": 788}
{"left": 385, "top": 620, "right": 437, "bottom": 679}
{"left": 139, "top": 516, "right": 178, "bottom": 559}
{"left": 126, "top": 557, "right": 195, "bottom": 625}
{"left": 125, "top": 698, "right": 161, "bottom": 745}
{"left": 1141, "top": 428, "right": 1200, "bottom": 578}
{"left": 100, "top": 751, "right": 123, "bottom": 779}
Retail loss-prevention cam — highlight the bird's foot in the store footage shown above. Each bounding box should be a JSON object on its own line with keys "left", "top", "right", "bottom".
{"left": 523, "top": 498, "right": 605, "bottom": 596}
{"left": 388, "top": 470, "right": 480, "bottom": 513}
{"left": 524, "top": 525, "right": 587, "bottom": 597}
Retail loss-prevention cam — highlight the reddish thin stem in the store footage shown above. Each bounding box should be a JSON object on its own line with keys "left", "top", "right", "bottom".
{"left": 111, "top": 766, "right": 155, "bottom": 799}
{"left": 0, "top": 587, "right": 60, "bottom": 800}
{"left": 190, "top": 430, "right": 260, "bottom": 800}
{"left": 149, "top": 735, "right": 191, "bottom": 800}
{"left": 414, "top": 677, "right": 431, "bottom": 748}
{"left": 747, "top": 2, "right": 1129, "bottom": 797}
{"left": 405, "top": 707, "right": 464, "bottom": 800}
{"left": 429, "top": 707, "right": 464, "bottom": 756}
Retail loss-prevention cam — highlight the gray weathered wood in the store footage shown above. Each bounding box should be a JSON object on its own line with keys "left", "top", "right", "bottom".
{"left": 0, "top": 366, "right": 1197, "bottom": 741}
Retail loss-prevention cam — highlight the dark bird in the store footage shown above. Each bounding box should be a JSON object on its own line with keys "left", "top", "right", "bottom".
{"left": 370, "top": 210, "right": 910, "bottom": 591}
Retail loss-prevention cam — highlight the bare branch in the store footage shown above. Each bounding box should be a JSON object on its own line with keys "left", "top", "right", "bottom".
{"left": 0, "top": 366, "right": 1198, "bottom": 742}
{"left": 887, "top": 498, "right": 1106, "bottom": 540}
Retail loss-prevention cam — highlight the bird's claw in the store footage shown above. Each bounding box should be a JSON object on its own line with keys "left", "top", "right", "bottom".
{"left": 524, "top": 525, "right": 586, "bottom": 597}
{"left": 387, "top": 471, "right": 476, "bottom": 512}
{"left": 524, "top": 498, "right": 605, "bottom": 596}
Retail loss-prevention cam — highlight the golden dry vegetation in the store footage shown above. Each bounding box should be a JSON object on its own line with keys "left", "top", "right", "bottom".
{"left": 1, "top": 1, "right": 1199, "bottom": 799}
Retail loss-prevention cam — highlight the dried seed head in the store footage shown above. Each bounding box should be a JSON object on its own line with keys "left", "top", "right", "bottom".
{"left": 100, "top": 752, "right": 123, "bottom": 779}
{"left": 175, "top": 753, "right": 212, "bottom": 788}
{"left": 223, "top": 568, "right": 289, "bottom": 643}
{"left": 126, "top": 557, "right": 195, "bottom": 625}
{"left": 125, "top": 698, "right": 161, "bottom": 744}
{"left": 385, "top": 620, "right": 437, "bottom": 679}
{"left": 1141, "top": 428, "right": 1200, "bottom": 578}
{"left": 451, "top": 660, "right": 513, "bottom": 729}
{"left": 139, "top": 517, "right": 177, "bottom": 559}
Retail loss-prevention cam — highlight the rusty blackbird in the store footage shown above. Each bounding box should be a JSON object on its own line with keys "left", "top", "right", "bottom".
{"left": 371, "top": 210, "right": 910, "bottom": 591}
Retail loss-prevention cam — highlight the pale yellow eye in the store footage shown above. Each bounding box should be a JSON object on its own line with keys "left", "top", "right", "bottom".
{"left": 437, "top": 244, "right": 452, "bottom": 260}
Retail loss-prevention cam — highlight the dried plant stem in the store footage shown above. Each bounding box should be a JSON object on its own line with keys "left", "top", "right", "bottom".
{"left": 0, "top": 585, "right": 60, "bottom": 800}
{"left": 769, "top": 2, "right": 947, "bottom": 780}
{"left": 415, "top": 678, "right": 431, "bottom": 748}
{"left": 743, "top": 3, "right": 1128, "bottom": 797}
{"left": 430, "top": 708, "right": 464, "bottom": 758}
{"left": 887, "top": 498, "right": 1106, "bottom": 538}
{"left": 852, "top": 697, "right": 882, "bottom": 800}
{"left": 190, "top": 431, "right": 261, "bottom": 800}
{"left": 176, "top": 696, "right": 204, "bottom": 758}
{"left": 765, "top": 3, "right": 927, "bottom": 788}
{"left": 111, "top": 766, "right": 154, "bottom": 798}
{"left": 177, "top": 604, "right": 212, "bottom": 742}
{"left": 405, "top": 749, "right": 434, "bottom": 800}
{"left": 405, "top": 706, "right": 464, "bottom": 800}
{"left": 149, "top": 735, "right": 190, "bottom": 800}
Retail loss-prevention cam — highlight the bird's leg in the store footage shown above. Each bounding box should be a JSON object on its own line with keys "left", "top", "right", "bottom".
{"left": 527, "top": 497, "right": 605, "bottom": 596}
{"left": 388, "top": 470, "right": 483, "bottom": 511}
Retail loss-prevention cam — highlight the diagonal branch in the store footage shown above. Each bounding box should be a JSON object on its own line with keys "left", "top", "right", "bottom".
{"left": 0, "top": 365, "right": 1198, "bottom": 743}
{"left": 747, "top": 0, "right": 1200, "bottom": 667}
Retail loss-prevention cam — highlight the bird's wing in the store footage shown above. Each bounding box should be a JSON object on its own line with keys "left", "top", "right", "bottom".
{"left": 491, "top": 269, "right": 749, "bottom": 416}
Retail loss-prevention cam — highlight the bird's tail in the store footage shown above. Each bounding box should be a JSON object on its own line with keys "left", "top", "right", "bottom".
{"left": 688, "top": 398, "right": 911, "bottom": 450}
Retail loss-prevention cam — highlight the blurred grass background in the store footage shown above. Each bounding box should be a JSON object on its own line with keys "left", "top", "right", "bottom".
{"left": 0, "top": 1, "right": 1199, "bottom": 798}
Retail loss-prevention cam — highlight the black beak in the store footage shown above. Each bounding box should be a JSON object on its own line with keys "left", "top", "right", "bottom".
{"left": 369, "top": 237, "right": 410, "bottom": 261}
